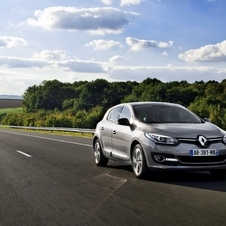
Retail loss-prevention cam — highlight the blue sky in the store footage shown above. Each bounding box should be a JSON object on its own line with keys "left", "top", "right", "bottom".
{"left": 0, "top": 0, "right": 226, "bottom": 95}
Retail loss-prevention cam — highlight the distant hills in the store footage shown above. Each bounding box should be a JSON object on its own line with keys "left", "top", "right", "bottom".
{"left": 0, "top": 95, "right": 22, "bottom": 99}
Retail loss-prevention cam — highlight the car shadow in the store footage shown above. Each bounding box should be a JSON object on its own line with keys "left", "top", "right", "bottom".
{"left": 106, "top": 161, "right": 226, "bottom": 192}
{"left": 106, "top": 163, "right": 133, "bottom": 172}
{"left": 147, "top": 170, "right": 226, "bottom": 192}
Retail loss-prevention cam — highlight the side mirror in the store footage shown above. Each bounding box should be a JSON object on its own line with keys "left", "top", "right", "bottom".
{"left": 203, "top": 118, "right": 211, "bottom": 123}
{"left": 118, "top": 118, "right": 130, "bottom": 126}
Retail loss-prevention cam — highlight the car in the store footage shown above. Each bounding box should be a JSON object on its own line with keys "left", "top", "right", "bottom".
{"left": 92, "top": 102, "right": 226, "bottom": 178}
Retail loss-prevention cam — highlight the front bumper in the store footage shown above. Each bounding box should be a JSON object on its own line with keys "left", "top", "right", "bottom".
{"left": 143, "top": 141, "right": 226, "bottom": 171}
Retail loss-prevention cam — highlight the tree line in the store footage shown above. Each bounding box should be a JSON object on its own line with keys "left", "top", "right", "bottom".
{"left": 1, "top": 78, "right": 226, "bottom": 129}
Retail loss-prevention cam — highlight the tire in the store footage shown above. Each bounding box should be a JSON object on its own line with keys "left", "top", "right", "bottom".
{"left": 209, "top": 169, "right": 226, "bottom": 178}
{"left": 132, "top": 144, "right": 148, "bottom": 178}
{"left": 93, "top": 139, "right": 108, "bottom": 167}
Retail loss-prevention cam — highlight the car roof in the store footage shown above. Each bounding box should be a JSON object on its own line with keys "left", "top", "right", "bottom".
{"left": 116, "top": 101, "right": 182, "bottom": 108}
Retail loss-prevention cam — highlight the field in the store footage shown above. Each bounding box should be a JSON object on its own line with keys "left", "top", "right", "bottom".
{"left": 0, "top": 99, "right": 23, "bottom": 114}
{"left": 0, "top": 99, "right": 22, "bottom": 109}
{"left": 0, "top": 107, "right": 23, "bottom": 114}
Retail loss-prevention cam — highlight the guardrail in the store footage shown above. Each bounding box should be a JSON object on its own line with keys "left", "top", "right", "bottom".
{"left": 0, "top": 125, "right": 95, "bottom": 134}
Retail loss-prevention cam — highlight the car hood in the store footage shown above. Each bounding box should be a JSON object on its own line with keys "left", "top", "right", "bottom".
{"left": 141, "top": 122, "right": 224, "bottom": 139}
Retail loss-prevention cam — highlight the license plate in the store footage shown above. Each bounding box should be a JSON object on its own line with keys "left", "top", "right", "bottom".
{"left": 190, "top": 149, "right": 219, "bottom": 156}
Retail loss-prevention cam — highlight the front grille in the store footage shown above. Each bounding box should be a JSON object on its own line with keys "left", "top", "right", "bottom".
{"left": 178, "top": 137, "right": 223, "bottom": 148}
{"left": 177, "top": 155, "right": 226, "bottom": 165}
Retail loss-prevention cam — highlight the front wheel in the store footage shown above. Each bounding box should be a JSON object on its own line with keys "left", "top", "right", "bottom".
{"left": 132, "top": 144, "right": 148, "bottom": 178}
{"left": 209, "top": 169, "right": 226, "bottom": 178}
{"left": 93, "top": 139, "right": 108, "bottom": 167}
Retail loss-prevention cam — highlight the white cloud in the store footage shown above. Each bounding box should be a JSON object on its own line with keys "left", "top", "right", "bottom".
{"left": 120, "top": 0, "right": 144, "bottom": 6}
{"left": 109, "top": 65, "right": 226, "bottom": 82}
{"left": 109, "top": 55, "right": 128, "bottom": 63}
{"left": 85, "top": 39, "right": 122, "bottom": 50}
{"left": 0, "top": 56, "right": 50, "bottom": 68}
{"left": 0, "top": 36, "right": 27, "bottom": 49}
{"left": 33, "top": 50, "right": 68, "bottom": 61}
{"left": 179, "top": 40, "right": 226, "bottom": 62}
{"left": 128, "top": 11, "right": 140, "bottom": 16}
{"left": 161, "top": 51, "right": 168, "bottom": 56}
{"left": 126, "top": 37, "right": 174, "bottom": 51}
{"left": 0, "top": 71, "right": 42, "bottom": 95}
{"left": 56, "top": 60, "right": 108, "bottom": 73}
{"left": 101, "top": 0, "right": 114, "bottom": 5}
{"left": 23, "top": 7, "right": 129, "bottom": 35}
{"left": 0, "top": 54, "right": 109, "bottom": 74}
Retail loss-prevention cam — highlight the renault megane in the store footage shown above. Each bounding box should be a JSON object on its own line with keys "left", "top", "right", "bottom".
{"left": 92, "top": 102, "right": 226, "bottom": 178}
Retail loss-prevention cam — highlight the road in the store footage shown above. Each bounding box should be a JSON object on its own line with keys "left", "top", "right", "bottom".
{"left": 0, "top": 128, "right": 226, "bottom": 226}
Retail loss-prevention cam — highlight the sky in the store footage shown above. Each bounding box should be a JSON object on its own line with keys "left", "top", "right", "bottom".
{"left": 0, "top": 0, "right": 226, "bottom": 95}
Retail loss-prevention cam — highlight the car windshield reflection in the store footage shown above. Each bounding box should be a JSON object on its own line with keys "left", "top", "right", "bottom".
{"left": 133, "top": 105, "right": 202, "bottom": 124}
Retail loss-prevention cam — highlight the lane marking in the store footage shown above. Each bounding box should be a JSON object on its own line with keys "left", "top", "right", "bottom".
{"left": 0, "top": 130, "right": 92, "bottom": 147}
{"left": 17, "top": 150, "right": 32, "bottom": 158}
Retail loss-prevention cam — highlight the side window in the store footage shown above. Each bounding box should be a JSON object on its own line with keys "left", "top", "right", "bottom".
{"left": 119, "top": 106, "right": 132, "bottom": 123}
{"left": 107, "top": 107, "right": 122, "bottom": 123}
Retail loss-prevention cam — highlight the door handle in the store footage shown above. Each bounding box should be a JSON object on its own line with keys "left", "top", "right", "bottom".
{"left": 101, "top": 127, "right": 104, "bottom": 130}
{"left": 112, "top": 130, "right": 116, "bottom": 134}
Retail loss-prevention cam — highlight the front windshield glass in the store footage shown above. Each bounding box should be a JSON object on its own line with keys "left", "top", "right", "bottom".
{"left": 133, "top": 104, "right": 202, "bottom": 123}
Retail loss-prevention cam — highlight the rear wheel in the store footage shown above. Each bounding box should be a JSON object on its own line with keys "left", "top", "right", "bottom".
{"left": 93, "top": 139, "right": 108, "bottom": 166}
{"left": 209, "top": 169, "right": 226, "bottom": 178}
{"left": 132, "top": 144, "right": 148, "bottom": 178}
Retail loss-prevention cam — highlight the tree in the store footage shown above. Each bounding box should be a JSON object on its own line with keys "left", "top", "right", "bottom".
{"left": 75, "top": 79, "right": 110, "bottom": 111}
{"left": 3, "top": 77, "right": 226, "bottom": 130}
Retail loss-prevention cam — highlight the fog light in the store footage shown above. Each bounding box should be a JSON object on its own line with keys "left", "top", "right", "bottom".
{"left": 154, "top": 155, "right": 166, "bottom": 162}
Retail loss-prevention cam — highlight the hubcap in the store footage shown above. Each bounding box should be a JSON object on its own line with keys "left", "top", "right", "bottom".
{"left": 133, "top": 147, "right": 143, "bottom": 176}
{"left": 94, "top": 142, "right": 100, "bottom": 163}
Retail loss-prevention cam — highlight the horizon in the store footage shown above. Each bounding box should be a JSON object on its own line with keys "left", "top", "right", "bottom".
{"left": 0, "top": 94, "right": 23, "bottom": 98}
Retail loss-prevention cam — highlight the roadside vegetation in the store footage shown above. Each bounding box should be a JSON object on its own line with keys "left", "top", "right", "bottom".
{"left": 1, "top": 78, "right": 226, "bottom": 130}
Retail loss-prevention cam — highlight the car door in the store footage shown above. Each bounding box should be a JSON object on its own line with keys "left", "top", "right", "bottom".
{"left": 111, "top": 106, "right": 133, "bottom": 161}
{"left": 100, "top": 106, "right": 122, "bottom": 158}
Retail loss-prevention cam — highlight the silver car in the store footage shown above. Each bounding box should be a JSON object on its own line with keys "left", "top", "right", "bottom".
{"left": 92, "top": 102, "right": 226, "bottom": 178}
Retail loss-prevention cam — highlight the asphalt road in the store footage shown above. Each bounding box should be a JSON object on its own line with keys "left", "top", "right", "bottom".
{"left": 0, "top": 128, "right": 226, "bottom": 226}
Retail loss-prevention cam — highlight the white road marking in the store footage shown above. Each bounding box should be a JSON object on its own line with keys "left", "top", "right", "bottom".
{"left": 17, "top": 150, "right": 32, "bottom": 158}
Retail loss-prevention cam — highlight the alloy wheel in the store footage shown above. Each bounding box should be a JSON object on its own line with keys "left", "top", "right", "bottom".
{"left": 132, "top": 144, "right": 148, "bottom": 178}
{"left": 94, "top": 141, "right": 101, "bottom": 164}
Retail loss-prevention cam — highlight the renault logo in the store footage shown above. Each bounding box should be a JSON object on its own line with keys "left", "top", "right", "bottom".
{"left": 198, "top": 135, "right": 207, "bottom": 146}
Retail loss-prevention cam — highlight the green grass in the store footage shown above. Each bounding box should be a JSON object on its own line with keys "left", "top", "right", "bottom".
{"left": 0, "top": 107, "right": 23, "bottom": 114}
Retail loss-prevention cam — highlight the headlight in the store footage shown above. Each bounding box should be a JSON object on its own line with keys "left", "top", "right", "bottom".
{"left": 145, "top": 133, "right": 178, "bottom": 145}
{"left": 223, "top": 134, "right": 226, "bottom": 144}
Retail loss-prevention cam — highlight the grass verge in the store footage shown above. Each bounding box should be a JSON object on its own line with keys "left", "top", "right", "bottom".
{"left": 0, "top": 108, "right": 23, "bottom": 114}
{"left": 0, "top": 126, "right": 93, "bottom": 138}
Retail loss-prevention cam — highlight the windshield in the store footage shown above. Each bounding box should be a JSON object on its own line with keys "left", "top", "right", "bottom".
{"left": 133, "top": 104, "right": 202, "bottom": 123}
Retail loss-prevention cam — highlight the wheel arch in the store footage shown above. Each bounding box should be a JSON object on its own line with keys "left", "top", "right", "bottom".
{"left": 130, "top": 140, "right": 149, "bottom": 178}
{"left": 130, "top": 140, "right": 150, "bottom": 165}
{"left": 130, "top": 140, "right": 140, "bottom": 160}
{"left": 93, "top": 135, "right": 99, "bottom": 148}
